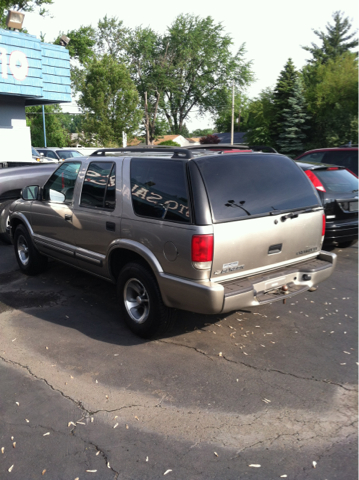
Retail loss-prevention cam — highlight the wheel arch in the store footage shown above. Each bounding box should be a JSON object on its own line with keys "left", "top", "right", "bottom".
{"left": 108, "top": 240, "right": 163, "bottom": 282}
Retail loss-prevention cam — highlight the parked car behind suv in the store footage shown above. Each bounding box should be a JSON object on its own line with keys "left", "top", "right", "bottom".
{"left": 296, "top": 160, "right": 358, "bottom": 248}
{"left": 9, "top": 148, "right": 336, "bottom": 338}
{"left": 296, "top": 147, "right": 358, "bottom": 176}
{"left": 35, "top": 147, "right": 84, "bottom": 162}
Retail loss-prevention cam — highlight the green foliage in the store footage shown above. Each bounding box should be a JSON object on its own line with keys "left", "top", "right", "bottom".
{"left": 160, "top": 14, "right": 253, "bottom": 133}
{"left": 158, "top": 140, "right": 180, "bottom": 146}
{"left": 26, "top": 105, "right": 70, "bottom": 147}
{"left": 277, "top": 77, "right": 310, "bottom": 156}
{"left": 54, "top": 26, "right": 96, "bottom": 63}
{"left": 189, "top": 128, "right": 214, "bottom": 137}
{"left": 303, "top": 11, "right": 358, "bottom": 64}
{"left": 214, "top": 92, "right": 249, "bottom": 133}
{"left": 78, "top": 55, "right": 142, "bottom": 147}
{"left": 272, "top": 59, "right": 299, "bottom": 147}
{"left": 0, "top": 0, "right": 53, "bottom": 28}
{"left": 244, "top": 88, "right": 276, "bottom": 146}
{"left": 303, "top": 52, "right": 358, "bottom": 147}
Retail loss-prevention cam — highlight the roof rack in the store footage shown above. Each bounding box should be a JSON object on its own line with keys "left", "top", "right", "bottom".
{"left": 90, "top": 147, "right": 193, "bottom": 159}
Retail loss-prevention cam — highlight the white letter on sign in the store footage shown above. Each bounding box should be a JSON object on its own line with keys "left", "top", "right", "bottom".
{"left": 0, "top": 48, "right": 8, "bottom": 79}
{"left": 9, "top": 50, "right": 29, "bottom": 81}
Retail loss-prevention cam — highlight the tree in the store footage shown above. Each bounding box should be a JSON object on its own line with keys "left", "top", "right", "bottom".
{"left": 303, "top": 11, "right": 358, "bottom": 64}
{"left": 272, "top": 59, "right": 298, "bottom": 147}
{"left": 214, "top": 92, "right": 249, "bottom": 133}
{"left": 200, "top": 134, "right": 220, "bottom": 144}
{"left": 78, "top": 55, "right": 142, "bottom": 147}
{"left": 303, "top": 52, "right": 358, "bottom": 147}
{"left": 26, "top": 105, "right": 70, "bottom": 147}
{"left": 54, "top": 26, "right": 97, "bottom": 94}
{"left": 159, "top": 14, "right": 253, "bottom": 134}
{"left": 189, "top": 128, "right": 214, "bottom": 137}
{"left": 277, "top": 77, "right": 310, "bottom": 156}
{"left": 244, "top": 88, "right": 276, "bottom": 146}
{"left": 0, "top": 0, "right": 52, "bottom": 28}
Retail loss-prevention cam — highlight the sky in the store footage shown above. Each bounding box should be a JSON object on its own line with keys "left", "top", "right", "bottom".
{"left": 23, "top": 0, "right": 358, "bottom": 131}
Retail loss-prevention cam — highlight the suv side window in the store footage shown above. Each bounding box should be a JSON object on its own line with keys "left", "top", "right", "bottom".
{"left": 130, "top": 158, "right": 190, "bottom": 223}
{"left": 43, "top": 162, "right": 81, "bottom": 203}
{"left": 80, "top": 162, "right": 116, "bottom": 210}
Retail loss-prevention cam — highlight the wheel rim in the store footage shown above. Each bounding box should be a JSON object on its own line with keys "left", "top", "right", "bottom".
{"left": 124, "top": 278, "right": 150, "bottom": 324}
{"left": 17, "top": 234, "right": 30, "bottom": 266}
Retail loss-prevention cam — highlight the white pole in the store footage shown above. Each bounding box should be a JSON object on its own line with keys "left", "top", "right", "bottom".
{"left": 231, "top": 81, "right": 234, "bottom": 145}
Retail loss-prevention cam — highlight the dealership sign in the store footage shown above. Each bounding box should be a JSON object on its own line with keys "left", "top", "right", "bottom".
{"left": 0, "top": 28, "right": 71, "bottom": 104}
{"left": 0, "top": 47, "right": 29, "bottom": 81}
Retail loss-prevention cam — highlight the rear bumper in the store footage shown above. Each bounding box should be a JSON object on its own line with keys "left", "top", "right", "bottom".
{"left": 158, "top": 251, "right": 337, "bottom": 314}
{"left": 324, "top": 219, "right": 358, "bottom": 244}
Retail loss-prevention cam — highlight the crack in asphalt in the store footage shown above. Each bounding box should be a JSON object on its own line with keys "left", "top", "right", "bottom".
{"left": 0, "top": 355, "right": 146, "bottom": 418}
{"left": 159, "top": 340, "right": 355, "bottom": 391}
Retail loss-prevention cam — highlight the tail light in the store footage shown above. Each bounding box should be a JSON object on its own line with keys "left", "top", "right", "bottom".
{"left": 305, "top": 170, "right": 326, "bottom": 192}
{"left": 322, "top": 213, "right": 326, "bottom": 244}
{"left": 192, "top": 234, "right": 213, "bottom": 270}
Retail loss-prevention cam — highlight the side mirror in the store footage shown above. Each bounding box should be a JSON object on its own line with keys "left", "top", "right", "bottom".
{"left": 21, "top": 185, "right": 39, "bottom": 200}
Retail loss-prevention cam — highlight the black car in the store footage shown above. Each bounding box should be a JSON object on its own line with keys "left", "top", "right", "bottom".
{"left": 296, "top": 161, "right": 358, "bottom": 248}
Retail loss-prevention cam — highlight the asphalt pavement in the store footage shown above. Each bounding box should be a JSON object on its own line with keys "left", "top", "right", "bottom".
{"left": 0, "top": 240, "right": 357, "bottom": 480}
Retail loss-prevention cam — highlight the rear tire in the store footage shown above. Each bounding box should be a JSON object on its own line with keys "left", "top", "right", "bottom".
{"left": 14, "top": 224, "right": 48, "bottom": 275}
{"left": 117, "top": 262, "right": 176, "bottom": 338}
{"left": 0, "top": 199, "right": 14, "bottom": 244}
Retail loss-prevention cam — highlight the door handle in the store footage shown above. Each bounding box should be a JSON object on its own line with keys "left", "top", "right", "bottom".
{"left": 65, "top": 214, "right": 72, "bottom": 221}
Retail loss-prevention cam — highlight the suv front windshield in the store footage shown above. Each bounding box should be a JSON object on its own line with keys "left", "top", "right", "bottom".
{"left": 195, "top": 154, "right": 320, "bottom": 223}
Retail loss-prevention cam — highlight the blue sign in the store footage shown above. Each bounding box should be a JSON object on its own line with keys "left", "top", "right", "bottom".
{"left": 0, "top": 28, "right": 71, "bottom": 105}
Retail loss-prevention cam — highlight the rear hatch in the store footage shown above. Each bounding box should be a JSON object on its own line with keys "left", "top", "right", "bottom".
{"left": 194, "top": 154, "right": 324, "bottom": 280}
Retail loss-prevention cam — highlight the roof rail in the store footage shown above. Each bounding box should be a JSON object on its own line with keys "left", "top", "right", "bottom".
{"left": 90, "top": 147, "right": 193, "bottom": 159}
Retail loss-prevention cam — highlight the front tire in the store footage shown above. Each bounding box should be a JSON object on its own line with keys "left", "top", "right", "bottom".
{"left": 14, "top": 224, "right": 48, "bottom": 275}
{"left": 117, "top": 262, "right": 176, "bottom": 338}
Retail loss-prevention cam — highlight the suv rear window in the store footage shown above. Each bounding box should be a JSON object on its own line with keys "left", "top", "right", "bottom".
{"left": 195, "top": 154, "right": 320, "bottom": 223}
{"left": 130, "top": 158, "right": 190, "bottom": 223}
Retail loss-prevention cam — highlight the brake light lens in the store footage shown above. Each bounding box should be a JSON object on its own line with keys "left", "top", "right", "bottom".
{"left": 322, "top": 214, "right": 326, "bottom": 237}
{"left": 305, "top": 170, "right": 326, "bottom": 192}
{"left": 192, "top": 234, "right": 213, "bottom": 270}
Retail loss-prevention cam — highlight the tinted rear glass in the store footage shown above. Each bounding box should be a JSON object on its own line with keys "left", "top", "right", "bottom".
{"left": 314, "top": 169, "right": 358, "bottom": 193}
{"left": 195, "top": 154, "right": 320, "bottom": 223}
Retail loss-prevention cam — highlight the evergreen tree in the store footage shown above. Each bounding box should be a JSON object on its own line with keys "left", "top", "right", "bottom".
{"left": 277, "top": 77, "right": 310, "bottom": 157}
{"left": 272, "top": 59, "right": 298, "bottom": 147}
{"left": 303, "top": 11, "right": 358, "bottom": 64}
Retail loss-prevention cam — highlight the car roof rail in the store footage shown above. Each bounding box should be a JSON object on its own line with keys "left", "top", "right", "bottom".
{"left": 90, "top": 147, "right": 193, "bottom": 159}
